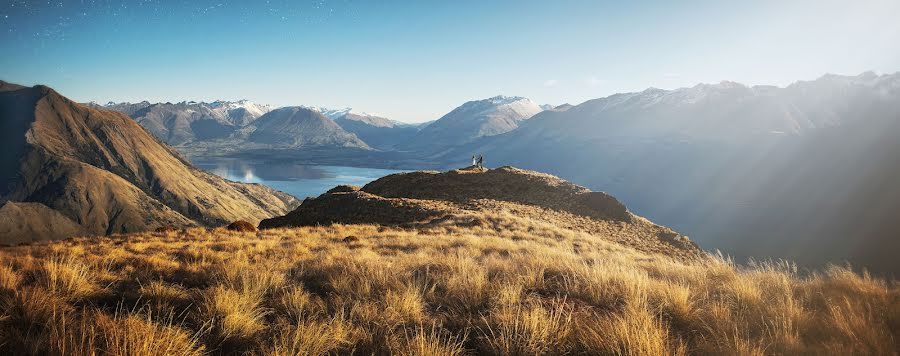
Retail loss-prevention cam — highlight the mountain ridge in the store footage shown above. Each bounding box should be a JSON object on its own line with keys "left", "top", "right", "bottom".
{"left": 0, "top": 81, "right": 299, "bottom": 243}
{"left": 260, "top": 165, "right": 700, "bottom": 260}
{"left": 400, "top": 95, "right": 543, "bottom": 151}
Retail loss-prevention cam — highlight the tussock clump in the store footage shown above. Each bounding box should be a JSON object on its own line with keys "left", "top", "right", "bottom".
{"left": 90, "top": 312, "right": 205, "bottom": 356}
{"left": 202, "top": 285, "right": 270, "bottom": 346}
{"left": 139, "top": 280, "right": 191, "bottom": 315}
{"left": 267, "top": 316, "right": 355, "bottom": 355}
{"left": 396, "top": 323, "right": 467, "bottom": 356}
{"left": 576, "top": 299, "right": 686, "bottom": 356}
{"left": 0, "top": 264, "right": 20, "bottom": 291}
{"left": 479, "top": 298, "right": 574, "bottom": 354}
{"left": 32, "top": 255, "right": 96, "bottom": 300}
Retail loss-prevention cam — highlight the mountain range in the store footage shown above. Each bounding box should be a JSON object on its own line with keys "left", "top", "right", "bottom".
{"left": 0, "top": 81, "right": 298, "bottom": 244}
{"left": 0, "top": 79, "right": 895, "bottom": 355}
{"left": 34, "top": 71, "right": 900, "bottom": 274}
{"left": 88, "top": 100, "right": 273, "bottom": 145}
{"left": 456, "top": 72, "right": 900, "bottom": 273}
{"left": 94, "top": 95, "right": 541, "bottom": 161}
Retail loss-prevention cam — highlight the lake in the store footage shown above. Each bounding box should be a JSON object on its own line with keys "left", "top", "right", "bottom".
{"left": 191, "top": 157, "right": 406, "bottom": 199}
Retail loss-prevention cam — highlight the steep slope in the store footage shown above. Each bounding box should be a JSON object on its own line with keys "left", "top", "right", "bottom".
{"left": 0, "top": 82, "right": 298, "bottom": 243}
{"left": 333, "top": 112, "right": 419, "bottom": 150}
{"left": 458, "top": 72, "right": 900, "bottom": 274}
{"left": 401, "top": 95, "right": 542, "bottom": 151}
{"left": 261, "top": 166, "right": 699, "bottom": 260}
{"left": 247, "top": 107, "right": 370, "bottom": 148}
{"left": 0, "top": 202, "right": 87, "bottom": 244}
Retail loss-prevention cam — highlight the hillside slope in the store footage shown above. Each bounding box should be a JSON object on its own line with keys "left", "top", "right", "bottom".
{"left": 0, "top": 82, "right": 299, "bottom": 243}
{"left": 261, "top": 166, "right": 699, "bottom": 260}
{"left": 0, "top": 190, "right": 894, "bottom": 354}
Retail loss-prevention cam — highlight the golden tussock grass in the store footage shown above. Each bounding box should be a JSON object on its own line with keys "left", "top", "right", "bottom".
{"left": 0, "top": 214, "right": 896, "bottom": 355}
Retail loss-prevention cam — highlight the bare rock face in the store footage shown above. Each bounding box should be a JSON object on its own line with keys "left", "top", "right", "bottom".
{"left": 0, "top": 81, "right": 300, "bottom": 243}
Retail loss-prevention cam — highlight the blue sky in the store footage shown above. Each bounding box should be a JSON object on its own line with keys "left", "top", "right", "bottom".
{"left": 2, "top": 0, "right": 899, "bottom": 122}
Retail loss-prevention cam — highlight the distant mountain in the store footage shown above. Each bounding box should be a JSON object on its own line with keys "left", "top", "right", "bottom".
{"left": 333, "top": 112, "right": 419, "bottom": 150}
{"left": 0, "top": 82, "right": 298, "bottom": 244}
{"left": 458, "top": 72, "right": 900, "bottom": 274}
{"left": 247, "top": 107, "right": 370, "bottom": 149}
{"left": 99, "top": 100, "right": 272, "bottom": 145}
{"left": 86, "top": 101, "right": 153, "bottom": 116}
{"left": 401, "top": 95, "right": 543, "bottom": 151}
{"left": 304, "top": 106, "right": 353, "bottom": 120}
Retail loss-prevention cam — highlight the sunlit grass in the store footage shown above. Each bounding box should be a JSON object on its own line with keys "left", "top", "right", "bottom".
{"left": 0, "top": 214, "right": 896, "bottom": 354}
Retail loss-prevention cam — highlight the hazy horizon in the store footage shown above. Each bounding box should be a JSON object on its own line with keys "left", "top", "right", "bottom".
{"left": 3, "top": 0, "right": 900, "bottom": 122}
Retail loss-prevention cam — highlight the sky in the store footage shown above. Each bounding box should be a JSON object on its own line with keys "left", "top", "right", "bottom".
{"left": 2, "top": 0, "right": 899, "bottom": 123}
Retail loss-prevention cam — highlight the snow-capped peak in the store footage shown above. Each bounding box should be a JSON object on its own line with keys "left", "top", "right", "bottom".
{"left": 300, "top": 106, "right": 353, "bottom": 120}
{"left": 485, "top": 95, "right": 528, "bottom": 105}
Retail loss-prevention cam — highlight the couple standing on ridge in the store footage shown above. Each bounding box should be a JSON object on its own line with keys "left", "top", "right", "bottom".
{"left": 471, "top": 154, "right": 485, "bottom": 169}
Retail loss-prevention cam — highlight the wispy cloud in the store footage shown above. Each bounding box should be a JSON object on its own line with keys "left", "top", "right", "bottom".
{"left": 543, "top": 79, "right": 559, "bottom": 87}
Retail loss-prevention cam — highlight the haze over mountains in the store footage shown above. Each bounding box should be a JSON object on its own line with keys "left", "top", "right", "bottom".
{"left": 400, "top": 96, "right": 544, "bottom": 152}
{"left": 460, "top": 71, "right": 900, "bottom": 274}
{"left": 333, "top": 113, "right": 421, "bottom": 150}
{"left": 0, "top": 81, "right": 298, "bottom": 243}
{"left": 34, "top": 71, "right": 900, "bottom": 274}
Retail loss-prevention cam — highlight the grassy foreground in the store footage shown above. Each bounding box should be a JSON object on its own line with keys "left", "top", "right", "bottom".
{"left": 0, "top": 212, "right": 897, "bottom": 355}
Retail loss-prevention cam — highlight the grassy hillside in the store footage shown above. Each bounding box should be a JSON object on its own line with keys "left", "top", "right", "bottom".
{"left": 1, "top": 212, "right": 896, "bottom": 355}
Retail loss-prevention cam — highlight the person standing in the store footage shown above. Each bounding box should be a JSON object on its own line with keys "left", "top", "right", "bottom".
{"left": 472, "top": 155, "right": 477, "bottom": 167}
{"left": 477, "top": 154, "right": 484, "bottom": 169}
